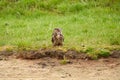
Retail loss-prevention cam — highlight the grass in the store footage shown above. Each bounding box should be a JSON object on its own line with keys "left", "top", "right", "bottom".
{"left": 0, "top": 0, "right": 120, "bottom": 55}
{"left": 60, "top": 55, "right": 70, "bottom": 65}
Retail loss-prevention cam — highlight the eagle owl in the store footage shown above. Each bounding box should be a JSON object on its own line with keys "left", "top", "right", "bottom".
{"left": 52, "top": 28, "right": 64, "bottom": 46}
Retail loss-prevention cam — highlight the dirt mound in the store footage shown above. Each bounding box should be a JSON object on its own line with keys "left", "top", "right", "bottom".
{"left": 16, "top": 49, "right": 88, "bottom": 60}
{"left": 0, "top": 49, "right": 120, "bottom": 60}
{"left": 0, "top": 51, "right": 13, "bottom": 60}
{"left": 110, "top": 50, "right": 120, "bottom": 58}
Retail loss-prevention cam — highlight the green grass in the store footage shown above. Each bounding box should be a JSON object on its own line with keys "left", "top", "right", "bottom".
{"left": 0, "top": 0, "right": 120, "bottom": 53}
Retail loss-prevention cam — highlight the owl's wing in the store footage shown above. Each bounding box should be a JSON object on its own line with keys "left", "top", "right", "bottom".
{"left": 60, "top": 34, "right": 64, "bottom": 42}
{"left": 63, "top": 36, "right": 64, "bottom": 41}
{"left": 52, "top": 36, "right": 54, "bottom": 43}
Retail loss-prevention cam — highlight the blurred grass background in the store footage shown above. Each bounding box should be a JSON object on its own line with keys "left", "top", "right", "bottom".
{"left": 0, "top": 0, "right": 120, "bottom": 51}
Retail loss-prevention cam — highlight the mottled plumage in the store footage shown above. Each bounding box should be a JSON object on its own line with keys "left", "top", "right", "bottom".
{"left": 52, "top": 28, "right": 64, "bottom": 46}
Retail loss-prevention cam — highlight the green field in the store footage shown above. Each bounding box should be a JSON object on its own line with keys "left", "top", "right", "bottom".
{"left": 0, "top": 0, "right": 120, "bottom": 54}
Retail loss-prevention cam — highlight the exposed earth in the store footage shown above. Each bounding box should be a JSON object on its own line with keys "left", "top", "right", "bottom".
{"left": 0, "top": 57, "right": 120, "bottom": 80}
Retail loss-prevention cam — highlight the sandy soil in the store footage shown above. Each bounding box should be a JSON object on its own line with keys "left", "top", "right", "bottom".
{"left": 0, "top": 57, "right": 120, "bottom": 80}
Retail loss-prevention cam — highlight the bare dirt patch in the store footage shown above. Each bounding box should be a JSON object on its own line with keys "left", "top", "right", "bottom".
{"left": 0, "top": 57, "right": 120, "bottom": 80}
{"left": 0, "top": 49, "right": 120, "bottom": 80}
